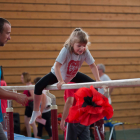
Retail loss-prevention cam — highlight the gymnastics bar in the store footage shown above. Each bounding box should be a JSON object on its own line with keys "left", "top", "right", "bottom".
{"left": 2, "top": 78, "right": 140, "bottom": 91}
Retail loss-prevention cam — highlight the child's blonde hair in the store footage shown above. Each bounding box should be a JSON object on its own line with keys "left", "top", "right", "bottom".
{"left": 64, "top": 28, "right": 89, "bottom": 53}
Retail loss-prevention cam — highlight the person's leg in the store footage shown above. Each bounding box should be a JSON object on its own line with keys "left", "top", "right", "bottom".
{"left": 0, "top": 123, "right": 7, "bottom": 140}
{"left": 77, "top": 124, "right": 90, "bottom": 140}
{"left": 37, "top": 122, "right": 44, "bottom": 138}
{"left": 30, "top": 122, "right": 38, "bottom": 138}
{"left": 34, "top": 72, "right": 58, "bottom": 110}
{"left": 71, "top": 72, "right": 98, "bottom": 90}
{"left": 43, "top": 111, "right": 52, "bottom": 140}
{"left": 71, "top": 72, "right": 98, "bottom": 92}
{"left": 30, "top": 72, "right": 58, "bottom": 124}
{"left": 64, "top": 123, "right": 77, "bottom": 140}
{"left": 24, "top": 116, "right": 31, "bottom": 137}
{"left": 90, "top": 123, "right": 95, "bottom": 140}
{"left": 71, "top": 72, "right": 96, "bottom": 83}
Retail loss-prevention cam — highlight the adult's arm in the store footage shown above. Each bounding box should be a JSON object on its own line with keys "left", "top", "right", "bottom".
{"left": 60, "top": 97, "right": 74, "bottom": 131}
{"left": 0, "top": 87, "right": 28, "bottom": 106}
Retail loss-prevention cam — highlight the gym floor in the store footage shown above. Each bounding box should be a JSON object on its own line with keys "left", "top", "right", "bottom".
{"left": 42, "top": 129, "right": 140, "bottom": 140}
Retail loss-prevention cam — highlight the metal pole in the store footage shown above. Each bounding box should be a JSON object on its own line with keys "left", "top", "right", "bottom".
{"left": 6, "top": 99, "right": 14, "bottom": 140}
{"left": 51, "top": 97, "right": 59, "bottom": 140}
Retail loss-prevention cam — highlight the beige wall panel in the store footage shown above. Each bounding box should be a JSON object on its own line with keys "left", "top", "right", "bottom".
{"left": 111, "top": 95, "right": 140, "bottom": 102}
{"left": 8, "top": 20, "right": 140, "bottom": 28}
{"left": 1, "top": 50, "right": 140, "bottom": 59}
{"left": 8, "top": 36, "right": 68, "bottom": 43}
{"left": 0, "top": 3, "right": 70, "bottom": 12}
{"left": 110, "top": 87, "right": 140, "bottom": 95}
{"left": 94, "top": 58, "right": 140, "bottom": 65}
{"left": 71, "top": 5, "right": 140, "bottom": 13}
{"left": 112, "top": 102, "right": 140, "bottom": 110}
{"left": 85, "top": 28, "right": 140, "bottom": 35}
{"left": 0, "top": 0, "right": 70, "bottom": 4}
{"left": 3, "top": 67, "right": 52, "bottom": 74}
{"left": 1, "top": 0, "right": 140, "bottom": 6}
{"left": 70, "top": 0, "right": 140, "bottom": 6}
{"left": 2, "top": 12, "right": 140, "bottom": 21}
{"left": 0, "top": 44, "right": 63, "bottom": 51}
{"left": 1, "top": 3, "right": 140, "bottom": 13}
{"left": 9, "top": 28, "right": 140, "bottom": 35}
{"left": 0, "top": 60, "right": 55, "bottom": 67}
{"left": 6, "top": 35, "right": 140, "bottom": 43}
{"left": 1, "top": 58, "right": 140, "bottom": 67}
{"left": 1, "top": 43, "right": 140, "bottom": 51}
{"left": 10, "top": 20, "right": 71, "bottom": 27}
{"left": 90, "top": 36, "right": 140, "bottom": 43}
{"left": 71, "top": 13, "right": 140, "bottom": 20}
{"left": 11, "top": 28, "right": 72, "bottom": 35}
{"left": 71, "top": 20, "right": 140, "bottom": 28}
{"left": 113, "top": 109, "right": 140, "bottom": 117}
{"left": 1, "top": 11, "right": 70, "bottom": 19}
{"left": 0, "top": 51, "right": 59, "bottom": 59}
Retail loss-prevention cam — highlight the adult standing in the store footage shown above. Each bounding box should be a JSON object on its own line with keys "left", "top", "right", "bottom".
{"left": 97, "top": 64, "right": 115, "bottom": 140}
{"left": 97, "top": 64, "right": 113, "bottom": 104}
{"left": 0, "top": 18, "right": 27, "bottom": 104}
{"left": 0, "top": 17, "right": 28, "bottom": 140}
{"left": 0, "top": 66, "right": 7, "bottom": 130}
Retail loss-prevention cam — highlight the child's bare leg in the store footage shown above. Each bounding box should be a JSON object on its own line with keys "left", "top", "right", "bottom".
{"left": 33, "top": 94, "right": 42, "bottom": 111}
{"left": 29, "top": 94, "right": 42, "bottom": 124}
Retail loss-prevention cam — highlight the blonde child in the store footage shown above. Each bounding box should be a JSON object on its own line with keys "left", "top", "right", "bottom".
{"left": 29, "top": 28, "right": 100, "bottom": 124}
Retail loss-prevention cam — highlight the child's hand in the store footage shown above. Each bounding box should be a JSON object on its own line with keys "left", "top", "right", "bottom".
{"left": 96, "top": 79, "right": 101, "bottom": 82}
{"left": 57, "top": 81, "right": 65, "bottom": 90}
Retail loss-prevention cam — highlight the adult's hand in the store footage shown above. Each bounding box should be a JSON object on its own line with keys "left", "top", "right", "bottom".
{"left": 15, "top": 93, "right": 28, "bottom": 106}
{"left": 60, "top": 119, "right": 65, "bottom": 131}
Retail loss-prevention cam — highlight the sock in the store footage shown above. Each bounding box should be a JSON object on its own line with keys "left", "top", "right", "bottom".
{"left": 29, "top": 111, "right": 41, "bottom": 124}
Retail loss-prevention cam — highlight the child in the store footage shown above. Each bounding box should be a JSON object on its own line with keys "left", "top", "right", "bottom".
{"left": 61, "top": 82, "right": 91, "bottom": 140}
{"left": 21, "top": 72, "right": 37, "bottom": 137}
{"left": 29, "top": 28, "right": 100, "bottom": 124}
